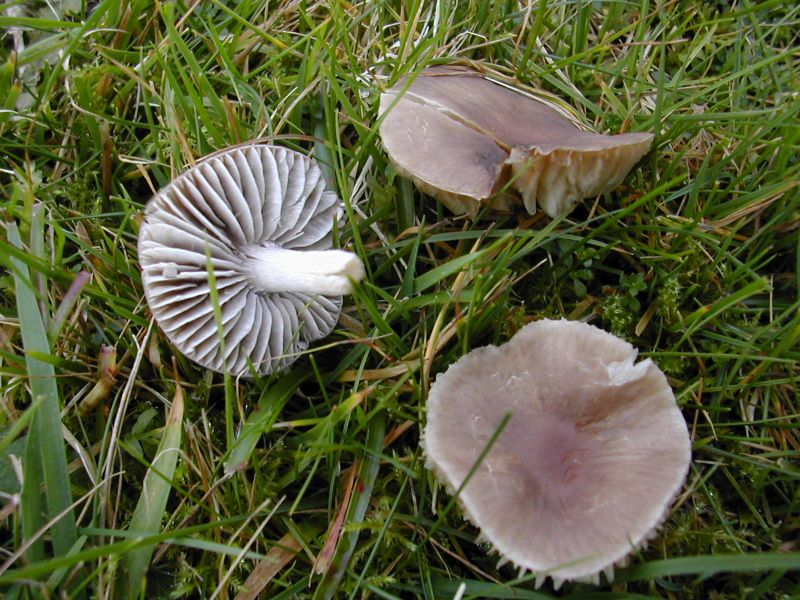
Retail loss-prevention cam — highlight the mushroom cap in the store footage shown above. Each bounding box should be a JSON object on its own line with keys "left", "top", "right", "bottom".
{"left": 423, "top": 319, "right": 691, "bottom": 585}
{"left": 138, "top": 144, "right": 347, "bottom": 377}
{"left": 379, "top": 66, "right": 654, "bottom": 217}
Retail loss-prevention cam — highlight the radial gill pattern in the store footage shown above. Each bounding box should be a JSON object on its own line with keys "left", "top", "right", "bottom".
{"left": 138, "top": 144, "right": 344, "bottom": 377}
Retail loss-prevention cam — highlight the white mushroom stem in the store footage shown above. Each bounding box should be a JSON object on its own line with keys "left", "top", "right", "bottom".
{"left": 243, "top": 244, "right": 366, "bottom": 295}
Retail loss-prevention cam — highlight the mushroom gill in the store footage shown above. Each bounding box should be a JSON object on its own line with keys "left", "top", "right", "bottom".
{"left": 138, "top": 144, "right": 365, "bottom": 377}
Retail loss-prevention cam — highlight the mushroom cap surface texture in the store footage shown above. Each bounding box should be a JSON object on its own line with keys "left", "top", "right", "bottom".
{"left": 423, "top": 319, "right": 691, "bottom": 586}
{"left": 379, "top": 66, "right": 654, "bottom": 217}
{"left": 138, "top": 144, "right": 364, "bottom": 377}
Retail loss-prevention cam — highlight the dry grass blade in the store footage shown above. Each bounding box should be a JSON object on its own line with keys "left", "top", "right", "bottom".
{"left": 235, "top": 532, "right": 303, "bottom": 600}
{"left": 313, "top": 459, "right": 359, "bottom": 576}
{"left": 314, "top": 414, "right": 386, "bottom": 599}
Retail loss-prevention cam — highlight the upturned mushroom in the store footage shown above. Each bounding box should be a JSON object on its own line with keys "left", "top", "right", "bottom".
{"left": 379, "top": 66, "right": 654, "bottom": 217}
{"left": 138, "top": 144, "right": 366, "bottom": 377}
{"left": 423, "top": 319, "right": 691, "bottom": 587}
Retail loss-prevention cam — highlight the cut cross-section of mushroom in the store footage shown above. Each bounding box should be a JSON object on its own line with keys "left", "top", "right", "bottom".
{"left": 379, "top": 66, "right": 654, "bottom": 217}
{"left": 423, "top": 319, "right": 691, "bottom": 587}
{"left": 138, "top": 144, "right": 366, "bottom": 377}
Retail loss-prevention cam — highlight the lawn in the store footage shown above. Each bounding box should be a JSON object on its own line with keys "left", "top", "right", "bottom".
{"left": 1, "top": 0, "right": 799, "bottom": 598}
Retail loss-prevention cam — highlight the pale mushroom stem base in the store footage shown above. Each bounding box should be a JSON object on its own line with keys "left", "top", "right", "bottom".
{"left": 243, "top": 244, "right": 366, "bottom": 296}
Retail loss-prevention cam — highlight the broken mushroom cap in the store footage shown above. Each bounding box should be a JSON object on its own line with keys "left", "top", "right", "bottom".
{"left": 423, "top": 318, "right": 691, "bottom": 587}
{"left": 379, "top": 66, "right": 654, "bottom": 217}
{"left": 138, "top": 144, "right": 366, "bottom": 377}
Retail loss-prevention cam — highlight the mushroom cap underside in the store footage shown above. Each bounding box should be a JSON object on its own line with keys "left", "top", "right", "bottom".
{"left": 138, "top": 144, "right": 345, "bottom": 377}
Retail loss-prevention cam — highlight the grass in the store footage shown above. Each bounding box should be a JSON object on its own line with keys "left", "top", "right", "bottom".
{"left": 0, "top": 0, "right": 798, "bottom": 597}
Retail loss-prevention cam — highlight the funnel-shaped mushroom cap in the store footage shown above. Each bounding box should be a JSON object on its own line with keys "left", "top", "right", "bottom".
{"left": 423, "top": 319, "right": 690, "bottom": 585}
{"left": 138, "top": 144, "right": 365, "bottom": 377}
{"left": 379, "top": 66, "right": 654, "bottom": 217}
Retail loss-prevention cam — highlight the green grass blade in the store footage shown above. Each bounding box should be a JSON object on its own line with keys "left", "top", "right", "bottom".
{"left": 0, "top": 518, "right": 260, "bottom": 586}
{"left": 121, "top": 385, "right": 185, "bottom": 599}
{"left": 0, "top": 396, "right": 42, "bottom": 455}
{"left": 413, "top": 247, "right": 492, "bottom": 294}
{"left": 314, "top": 412, "right": 386, "bottom": 599}
{"left": 427, "top": 577, "right": 554, "bottom": 599}
{"left": 617, "top": 552, "right": 800, "bottom": 582}
{"left": 224, "top": 371, "right": 308, "bottom": 475}
{"left": 7, "top": 221, "right": 77, "bottom": 559}
{"left": 20, "top": 421, "right": 45, "bottom": 562}
{"left": 0, "top": 16, "right": 83, "bottom": 29}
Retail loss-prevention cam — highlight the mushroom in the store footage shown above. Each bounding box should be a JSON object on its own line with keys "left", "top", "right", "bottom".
{"left": 423, "top": 318, "right": 691, "bottom": 587}
{"left": 138, "top": 144, "right": 366, "bottom": 377}
{"left": 378, "top": 66, "right": 654, "bottom": 217}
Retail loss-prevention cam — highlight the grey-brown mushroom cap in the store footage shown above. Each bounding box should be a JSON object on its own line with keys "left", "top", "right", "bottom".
{"left": 379, "top": 66, "right": 654, "bottom": 217}
{"left": 423, "top": 319, "right": 691, "bottom": 583}
{"left": 138, "top": 144, "right": 349, "bottom": 377}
